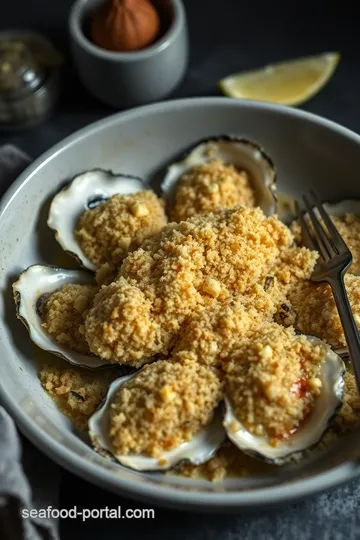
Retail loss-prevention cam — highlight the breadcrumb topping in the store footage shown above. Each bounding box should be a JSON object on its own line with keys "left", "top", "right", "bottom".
{"left": 108, "top": 360, "right": 223, "bottom": 457}
{"left": 85, "top": 278, "right": 158, "bottom": 364}
{"left": 170, "top": 159, "right": 256, "bottom": 222}
{"left": 334, "top": 370, "right": 360, "bottom": 431}
{"left": 267, "top": 246, "right": 318, "bottom": 326}
{"left": 39, "top": 363, "right": 118, "bottom": 430}
{"left": 173, "top": 286, "right": 278, "bottom": 367}
{"left": 288, "top": 274, "right": 360, "bottom": 348}
{"left": 75, "top": 191, "right": 167, "bottom": 267}
{"left": 291, "top": 212, "right": 360, "bottom": 275}
{"left": 273, "top": 246, "right": 318, "bottom": 290}
{"left": 175, "top": 440, "right": 273, "bottom": 482}
{"left": 95, "top": 262, "right": 119, "bottom": 286}
{"left": 224, "top": 323, "right": 328, "bottom": 443}
{"left": 85, "top": 206, "right": 293, "bottom": 365}
{"left": 42, "top": 284, "right": 98, "bottom": 354}
{"left": 262, "top": 246, "right": 318, "bottom": 326}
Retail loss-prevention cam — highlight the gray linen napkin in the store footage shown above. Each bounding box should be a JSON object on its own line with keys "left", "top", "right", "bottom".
{"left": 0, "top": 145, "right": 60, "bottom": 540}
{"left": 0, "top": 408, "right": 59, "bottom": 540}
{"left": 0, "top": 145, "right": 31, "bottom": 193}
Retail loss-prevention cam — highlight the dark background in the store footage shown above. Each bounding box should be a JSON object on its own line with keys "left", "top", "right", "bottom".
{"left": 2, "top": 1, "right": 360, "bottom": 538}
{"left": 1, "top": 0, "right": 360, "bottom": 156}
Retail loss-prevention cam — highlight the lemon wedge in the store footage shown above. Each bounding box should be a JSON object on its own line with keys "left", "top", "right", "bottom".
{"left": 219, "top": 52, "right": 340, "bottom": 106}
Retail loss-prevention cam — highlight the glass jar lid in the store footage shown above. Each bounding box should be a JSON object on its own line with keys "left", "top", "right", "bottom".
{"left": 0, "top": 36, "right": 46, "bottom": 98}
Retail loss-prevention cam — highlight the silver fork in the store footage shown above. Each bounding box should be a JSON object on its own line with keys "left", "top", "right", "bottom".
{"left": 295, "top": 190, "right": 360, "bottom": 389}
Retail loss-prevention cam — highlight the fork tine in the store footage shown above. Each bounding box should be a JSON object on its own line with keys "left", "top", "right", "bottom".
{"left": 295, "top": 201, "right": 318, "bottom": 252}
{"left": 310, "top": 190, "right": 349, "bottom": 253}
{"left": 303, "top": 195, "right": 334, "bottom": 261}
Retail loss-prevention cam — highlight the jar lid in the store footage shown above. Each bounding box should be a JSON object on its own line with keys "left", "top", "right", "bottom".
{"left": 0, "top": 33, "right": 63, "bottom": 99}
{"left": 0, "top": 32, "right": 63, "bottom": 130}
{"left": 0, "top": 36, "right": 46, "bottom": 98}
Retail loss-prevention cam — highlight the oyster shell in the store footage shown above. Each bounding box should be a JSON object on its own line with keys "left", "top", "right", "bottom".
{"left": 13, "top": 264, "right": 107, "bottom": 369}
{"left": 88, "top": 372, "right": 226, "bottom": 471}
{"left": 223, "top": 337, "right": 345, "bottom": 464}
{"left": 161, "top": 136, "right": 277, "bottom": 216}
{"left": 293, "top": 198, "right": 360, "bottom": 234}
{"left": 47, "top": 169, "right": 148, "bottom": 271}
{"left": 321, "top": 199, "right": 360, "bottom": 217}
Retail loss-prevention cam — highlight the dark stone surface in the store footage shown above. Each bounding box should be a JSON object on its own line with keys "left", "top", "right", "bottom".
{"left": 1, "top": 1, "right": 360, "bottom": 538}
{"left": 1, "top": 0, "right": 360, "bottom": 156}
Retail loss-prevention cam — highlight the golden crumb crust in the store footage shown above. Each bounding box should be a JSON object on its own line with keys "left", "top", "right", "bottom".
{"left": 95, "top": 262, "right": 119, "bottom": 286}
{"left": 170, "top": 159, "right": 256, "bottom": 222}
{"left": 288, "top": 274, "right": 360, "bottom": 348}
{"left": 272, "top": 246, "right": 318, "bottom": 290}
{"left": 85, "top": 278, "right": 158, "bottom": 364}
{"left": 224, "top": 323, "right": 328, "bottom": 442}
{"left": 173, "top": 286, "right": 278, "bottom": 367}
{"left": 262, "top": 246, "right": 318, "bottom": 325}
{"left": 42, "top": 284, "right": 99, "bottom": 354}
{"left": 40, "top": 364, "right": 117, "bottom": 430}
{"left": 334, "top": 370, "right": 360, "bottom": 431}
{"left": 75, "top": 191, "right": 167, "bottom": 267}
{"left": 84, "top": 206, "right": 293, "bottom": 366}
{"left": 291, "top": 213, "right": 360, "bottom": 275}
{"left": 108, "top": 359, "right": 223, "bottom": 458}
{"left": 175, "top": 440, "right": 274, "bottom": 481}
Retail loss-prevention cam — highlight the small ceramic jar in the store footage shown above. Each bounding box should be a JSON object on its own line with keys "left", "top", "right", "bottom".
{"left": 69, "top": 0, "right": 189, "bottom": 109}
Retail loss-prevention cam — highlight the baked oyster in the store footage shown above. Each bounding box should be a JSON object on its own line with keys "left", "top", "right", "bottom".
{"left": 47, "top": 169, "right": 148, "bottom": 271}
{"left": 88, "top": 367, "right": 225, "bottom": 472}
{"left": 161, "top": 136, "right": 277, "bottom": 219}
{"left": 13, "top": 264, "right": 107, "bottom": 369}
{"left": 223, "top": 336, "right": 345, "bottom": 464}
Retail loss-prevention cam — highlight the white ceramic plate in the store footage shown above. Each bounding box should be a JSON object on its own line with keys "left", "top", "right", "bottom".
{"left": 2, "top": 97, "right": 360, "bottom": 511}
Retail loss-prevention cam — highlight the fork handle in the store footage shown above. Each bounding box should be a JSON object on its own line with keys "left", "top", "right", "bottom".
{"left": 329, "top": 273, "right": 360, "bottom": 390}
